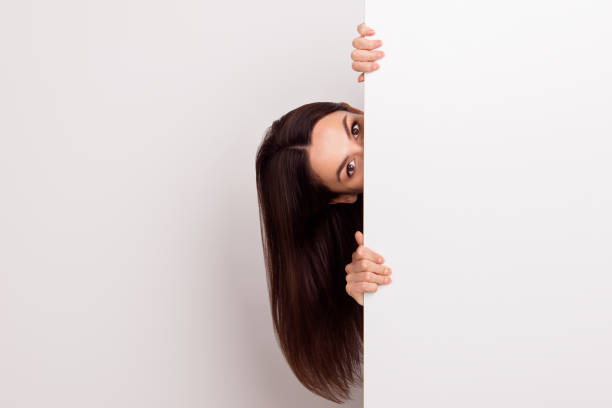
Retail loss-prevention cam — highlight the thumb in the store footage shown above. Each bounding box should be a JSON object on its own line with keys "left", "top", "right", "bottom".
{"left": 355, "top": 230, "right": 364, "bottom": 245}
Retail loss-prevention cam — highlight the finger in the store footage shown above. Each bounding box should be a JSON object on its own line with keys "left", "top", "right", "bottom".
{"left": 351, "top": 49, "right": 385, "bottom": 63}
{"left": 348, "top": 281, "right": 379, "bottom": 295}
{"left": 357, "top": 22, "right": 375, "bottom": 37}
{"left": 351, "top": 61, "right": 380, "bottom": 73}
{"left": 356, "top": 295, "right": 364, "bottom": 306}
{"left": 354, "top": 230, "right": 364, "bottom": 246}
{"left": 352, "top": 36, "right": 383, "bottom": 51}
{"left": 347, "top": 271, "right": 392, "bottom": 285}
{"left": 352, "top": 243, "right": 385, "bottom": 264}
{"left": 358, "top": 73, "right": 364, "bottom": 83}
{"left": 346, "top": 284, "right": 364, "bottom": 306}
{"left": 350, "top": 258, "right": 391, "bottom": 275}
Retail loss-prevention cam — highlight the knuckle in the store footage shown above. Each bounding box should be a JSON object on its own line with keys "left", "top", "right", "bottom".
{"left": 360, "top": 259, "right": 369, "bottom": 269}
{"left": 367, "top": 272, "right": 376, "bottom": 282}
{"left": 345, "top": 264, "right": 350, "bottom": 273}
{"left": 352, "top": 61, "right": 360, "bottom": 70}
{"left": 350, "top": 49, "right": 358, "bottom": 60}
{"left": 356, "top": 246, "right": 365, "bottom": 257}
{"left": 352, "top": 38, "right": 359, "bottom": 48}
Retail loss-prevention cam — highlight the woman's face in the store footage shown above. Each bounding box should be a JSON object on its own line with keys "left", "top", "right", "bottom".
{"left": 307, "top": 110, "right": 364, "bottom": 203}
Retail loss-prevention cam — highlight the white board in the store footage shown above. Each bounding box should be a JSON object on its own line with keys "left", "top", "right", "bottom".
{"left": 363, "top": 1, "right": 612, "bottom": 406}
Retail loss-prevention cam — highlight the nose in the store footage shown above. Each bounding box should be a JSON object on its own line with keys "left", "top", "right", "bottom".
{"left": 352, "top": 134, "right": 364, "bottom": 152}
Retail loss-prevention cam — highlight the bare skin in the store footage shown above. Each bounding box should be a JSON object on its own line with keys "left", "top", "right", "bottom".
{"left": 346, "top": 231, "right": 392, "bottom": 306}
{"left": 309, "top": 22, "right": 390, "bottom": 306}
{"left": 307, "top": 109, "right": 364, "bottom": 204}
{"left": 306, "top": 22, "right": 385, "bottom": 204}
{"left": 351, "top": 22, "right": 385, "bottom": 83}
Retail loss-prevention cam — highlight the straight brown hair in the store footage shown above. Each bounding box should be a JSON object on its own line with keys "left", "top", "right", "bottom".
{"left": 255, "top": 102, "right": 364, "bottom": 403}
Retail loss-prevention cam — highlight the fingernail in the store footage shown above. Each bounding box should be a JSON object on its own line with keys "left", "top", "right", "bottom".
{"left": 384, "top": 277, "right": 390, "bottom": 283}
{"left": 368, "top": 30, "right": 375, "bottom": 35}
{"left": 378, "top": 257, "right": 383, "bottom": 263}
{"left": 378, "top": 51, "right": 385, "bottom": 58}
{"left": 373, "top": 63, "right": 379, "bottom": 70}
{"left": 377, "top": 40, "right": 383, "bottom": 46}
{"left": 385, "top": 268, "right": 391, "bottom": 274}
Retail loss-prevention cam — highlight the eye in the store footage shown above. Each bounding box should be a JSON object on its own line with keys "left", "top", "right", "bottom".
{"left": 346, "top": 159, "right": 356, "bottom": 178}
{"left": 351, "top": 120, "right": 360, "bottom": 138}
{"left": 346, "top": 120, "right": 361, "bottom": 178}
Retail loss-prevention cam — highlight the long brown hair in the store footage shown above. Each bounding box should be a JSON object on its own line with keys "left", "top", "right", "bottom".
{"left": 255, "top": 102, "right": 364, "bottom": 403}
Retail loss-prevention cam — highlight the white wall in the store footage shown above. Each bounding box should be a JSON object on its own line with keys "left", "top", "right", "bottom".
{"left": 0, "top": 1, "right": 364, "bottom": 407}
{"left": 364, "top": 1, "right": 612, "bottom": 407}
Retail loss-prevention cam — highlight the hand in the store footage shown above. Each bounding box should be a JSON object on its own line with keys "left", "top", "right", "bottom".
{"left": 345, "top": 231, "right": 392, "bottom": 306}
{"left": 351, "top": 22, "right": 385, "bottom": 83}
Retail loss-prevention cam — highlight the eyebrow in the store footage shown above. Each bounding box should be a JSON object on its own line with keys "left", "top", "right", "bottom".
{"left": 336, "top": 113, "right": 351, "bottom": 183}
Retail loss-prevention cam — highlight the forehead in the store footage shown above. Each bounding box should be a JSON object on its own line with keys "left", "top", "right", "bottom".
{"left": 307, "top": 110, "right": 349, "bottom": 186}
{"left": 311, "top": 110, "right": 347, "bottom": 141}
{"left": 309, "top": 110, "right": 363, "bottom": 146}
{"left": 309, "top": 110, "right": 346, "bottom": 159}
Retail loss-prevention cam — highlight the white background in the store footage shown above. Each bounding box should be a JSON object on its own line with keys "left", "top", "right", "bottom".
{"left": 0, "top": 1, "right": 364, "bottom": 407}
{"left": 364, "top": 1, "right": 612, "bottom": 407}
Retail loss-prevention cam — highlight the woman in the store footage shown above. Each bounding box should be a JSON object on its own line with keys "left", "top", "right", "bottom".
{"left": 255, "top": 22, "right": 389, "bottom": 404}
